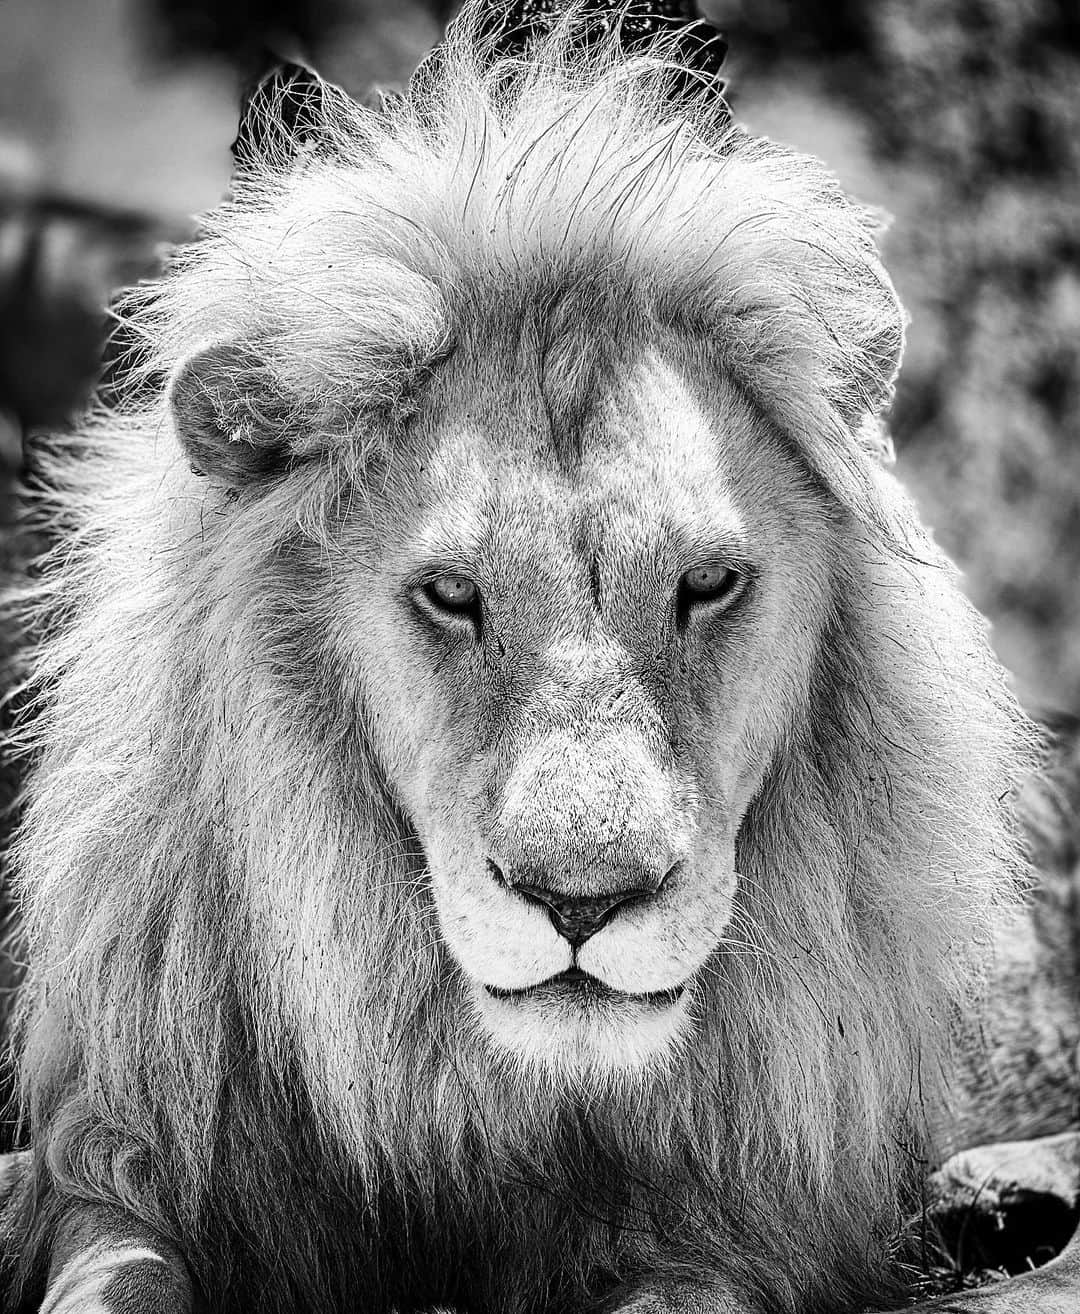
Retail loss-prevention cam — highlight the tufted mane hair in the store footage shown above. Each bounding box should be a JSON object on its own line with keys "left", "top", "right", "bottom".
{"left": 3, "top": 6, "right": 1037, "bottom": 1311}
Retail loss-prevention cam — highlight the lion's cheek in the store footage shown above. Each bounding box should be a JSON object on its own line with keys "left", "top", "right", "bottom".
{"left": 427, "top": 856, "right": 571, "bottom": 990}
{"left": 579, "top": 873, "right": 737, "bottom": 994}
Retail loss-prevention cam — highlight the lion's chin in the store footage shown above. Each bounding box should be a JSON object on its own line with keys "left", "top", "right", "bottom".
{"left": 470, "top": 968, "right": 693, "bottom": 1078}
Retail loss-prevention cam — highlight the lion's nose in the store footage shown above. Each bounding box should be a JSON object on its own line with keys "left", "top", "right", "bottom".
{"left": 489, "top": 861, "right": 672, "bottom": 947}
{"left": 514, "top": 885, "right": 646, "bottom": 946}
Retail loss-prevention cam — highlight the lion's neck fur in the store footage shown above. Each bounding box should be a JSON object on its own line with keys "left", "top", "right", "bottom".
{"left": 6, "top": 7, "right": 1037, "bottom": 1311}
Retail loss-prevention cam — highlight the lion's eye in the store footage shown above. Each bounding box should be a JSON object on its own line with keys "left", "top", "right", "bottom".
{"left": 678, "top": 562, "right": 743, "bottom": 623}
{"left": 421, "top": 573, "right": 480, "bottom": 619}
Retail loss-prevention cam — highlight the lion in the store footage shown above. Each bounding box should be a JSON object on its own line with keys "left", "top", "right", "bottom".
{"left": 0, "top": 5, "right": 1076, "bottom": 1312}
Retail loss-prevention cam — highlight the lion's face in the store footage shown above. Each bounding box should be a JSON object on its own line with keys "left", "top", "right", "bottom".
{"left": 337, "top": 347, "right": 834, "bottom": 1077}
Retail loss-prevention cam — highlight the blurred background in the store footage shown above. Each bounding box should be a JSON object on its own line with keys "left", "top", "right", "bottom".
{"left": 0, "top": 0, "right": 1078, "bottom": 721}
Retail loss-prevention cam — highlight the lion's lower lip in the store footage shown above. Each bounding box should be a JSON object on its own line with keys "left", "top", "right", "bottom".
{"left": 484, "top": 967, "right": 685, "bottom": 1007}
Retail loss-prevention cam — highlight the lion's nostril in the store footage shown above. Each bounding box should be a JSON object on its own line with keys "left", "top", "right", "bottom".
{"left": 658, "top": 859, "right": 685, "bottom": 892}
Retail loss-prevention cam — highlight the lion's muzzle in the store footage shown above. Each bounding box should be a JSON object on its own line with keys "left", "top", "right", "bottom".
{"left": 429, "top": 707, "right": 725, "bottom": 1073}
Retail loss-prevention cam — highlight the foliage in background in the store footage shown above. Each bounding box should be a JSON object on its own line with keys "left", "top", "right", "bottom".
{"left": 717, "top": 0, "right": 1080, "bottom": 711}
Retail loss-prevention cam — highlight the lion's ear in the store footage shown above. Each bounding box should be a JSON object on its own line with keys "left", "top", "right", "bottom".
{"left": 852, "top": 275, "right": 905, "bottom": 466}
{"left": 231, "top": 62, "right": 340, "bottom": 175}
{"left": 168, "top": 342, "right": 295, "bottom": 486}
{"left": 856, "top": 414, "right": 897, "bottom": 467}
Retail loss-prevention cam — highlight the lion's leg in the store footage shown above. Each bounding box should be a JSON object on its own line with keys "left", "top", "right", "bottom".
{"left": 39, "top": 1203, "right": 193, "bottom": 1314}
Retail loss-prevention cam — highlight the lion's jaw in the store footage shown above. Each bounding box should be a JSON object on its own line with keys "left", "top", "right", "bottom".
{"left": 347, "top": 351, "right": 833, "bottom": 1078}
{"left": 470, "top": 974, "right": 696, "bottom": 1077}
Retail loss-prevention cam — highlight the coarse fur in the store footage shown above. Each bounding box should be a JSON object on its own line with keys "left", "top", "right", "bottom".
{"left": 0, "top": 6, "right": 1037, "bottom": 1313}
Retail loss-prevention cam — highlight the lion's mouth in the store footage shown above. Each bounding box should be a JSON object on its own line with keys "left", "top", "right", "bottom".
{"left": 484, "top": 966, "right": 685, "bottom": 1008}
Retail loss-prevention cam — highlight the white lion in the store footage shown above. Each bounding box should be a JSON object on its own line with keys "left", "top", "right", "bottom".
{"left": 1, "top": 6, "right": 1075, "bottom": 1314}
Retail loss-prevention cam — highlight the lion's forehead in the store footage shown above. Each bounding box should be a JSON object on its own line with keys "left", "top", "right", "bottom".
{"left": 402, "top": 353, "right": 768, "bottom": 588}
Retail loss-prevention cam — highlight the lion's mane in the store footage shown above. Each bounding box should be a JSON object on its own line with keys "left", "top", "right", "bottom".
{"left": 2, "top": 10, "right": 1036, "bottom": 1313}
